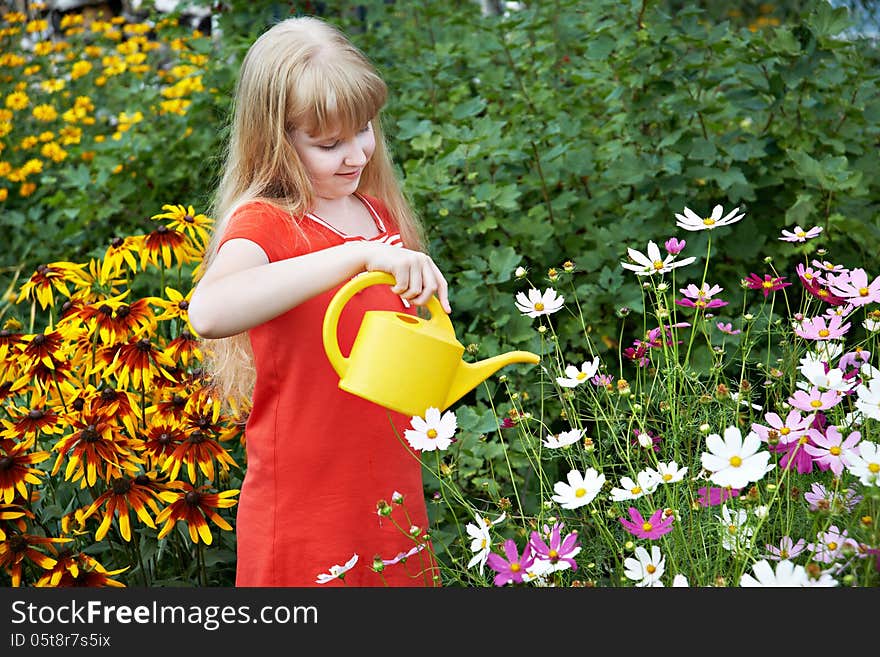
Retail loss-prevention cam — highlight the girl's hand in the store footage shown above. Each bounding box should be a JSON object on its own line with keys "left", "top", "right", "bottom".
{"left": 361, "top": 242, "right": 451, "bottom": 313}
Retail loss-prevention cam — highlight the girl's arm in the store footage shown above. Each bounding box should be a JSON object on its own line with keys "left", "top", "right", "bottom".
{"left": 187, "top": 239, "right": 450, "bottom": 339}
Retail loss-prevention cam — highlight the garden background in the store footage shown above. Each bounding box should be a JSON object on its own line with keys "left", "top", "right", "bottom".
{"left": 1, "top": 0, "right": 879, "bottom": 587}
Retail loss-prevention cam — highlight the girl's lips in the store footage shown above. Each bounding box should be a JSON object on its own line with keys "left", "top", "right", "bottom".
{"left": 337, "top": 170, "right": 361, "bottom": 178}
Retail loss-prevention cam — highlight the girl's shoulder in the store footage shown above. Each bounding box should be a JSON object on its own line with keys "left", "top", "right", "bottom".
{"left": 221, "top": 199, "right": 320, "bottom": 261}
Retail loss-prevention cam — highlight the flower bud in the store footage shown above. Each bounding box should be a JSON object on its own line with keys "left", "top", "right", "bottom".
{"left": 563, "top": 260, "right": 574, "bottom": 272}
{"left": 699, "top": 423, "right": 711, "bottom": 434}
{"left": 515, "top": 266, "right": 527, "bottom": 278}
{"left": 376, "top": 500, "right": 392, "bottom": 516}
{"left": 372, "top": 556, "right": 385, "bottom": 572}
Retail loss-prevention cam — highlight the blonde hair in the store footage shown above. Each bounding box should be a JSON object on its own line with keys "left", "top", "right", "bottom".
{"left": 199, "top": 16, "right": 425, "bottom": 409}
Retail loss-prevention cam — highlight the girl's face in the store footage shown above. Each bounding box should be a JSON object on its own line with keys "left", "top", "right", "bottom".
{"left": 292, "top": 121, "right": 376, "bottom": 202}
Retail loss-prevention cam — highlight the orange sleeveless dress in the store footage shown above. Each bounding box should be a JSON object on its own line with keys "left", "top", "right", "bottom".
{"left": 219, "top": 194, "right": 436, "bottom": 587}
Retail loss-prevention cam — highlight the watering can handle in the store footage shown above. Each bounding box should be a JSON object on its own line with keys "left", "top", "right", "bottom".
{"left": 322, "top": 270, "right": 453, "bottom": 378}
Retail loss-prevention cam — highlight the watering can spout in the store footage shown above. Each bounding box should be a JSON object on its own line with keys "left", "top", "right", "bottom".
{"left": 443, "top": 351, "right": 541, "bottom": 410}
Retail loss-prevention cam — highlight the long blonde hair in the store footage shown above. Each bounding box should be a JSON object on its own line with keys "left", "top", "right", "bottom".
{"left": 199, "top": 16, "right": 425, "bottom": 409}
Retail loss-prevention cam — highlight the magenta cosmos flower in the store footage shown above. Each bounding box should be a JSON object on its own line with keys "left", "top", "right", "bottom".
{"left": 745, "top": 273, "right": 792, "bottom": 297}
{"left": 696, "top": 486, "right": 741, "bottom": 507}
{"left": 528, "top": 522, "right": 581, "bottom": 572}
{"left": 619, "top": 507, "right": 674, "bottom": 539}
{"left": 486, "top": 538, "right": 535, "bottom": 586}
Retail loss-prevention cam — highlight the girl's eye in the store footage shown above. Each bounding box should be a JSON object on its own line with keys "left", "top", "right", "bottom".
{"left": 319, "top": 141, "right": 339, "bottom": 150}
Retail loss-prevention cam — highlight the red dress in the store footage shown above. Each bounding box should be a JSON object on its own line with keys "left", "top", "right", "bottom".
{"left": 219, "top": 194, "right": 436, "bottom": 587}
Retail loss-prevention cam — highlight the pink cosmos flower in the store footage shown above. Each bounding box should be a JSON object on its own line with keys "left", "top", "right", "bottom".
{"left": 788, "top": 386, "right": 842, "bottom": 413}
{"left": 839, "top": 347, "right": 871, "bottom": 372}
{"left": 796, "top": 262, "right": 826, "bottom": 286}
{"left": 804, "top": 426, "right": 861, "bottom": 476}
{"left": 665, "top": 237, "right": 686, "bottom": 255}
{"left": 780, "top": 225, "right": 822, "bottom": 242}
{"left": 592, "top": 373, "right": 614, "bottom": 388}
{"left": 765, "top": 535, "right": 806, "bottom": 561}
{"left": 826, "top": 268, "right": 880, "bottom": 307}
{"left": 794, "top": 314, "right": 851, "bottom": 341}
{"left": 716, "top": 322, "right": 741, "bottom": 335}
{"left": 528, "top": 522, "right": 581, "bottom": 572}
{"left": 812, "top": 259, "right": 848, "bottom": 275}
{"left": 808, "top": 525, "right": 859, "bottom": 564}
{"left": 804, "top": 482, "right": 863, "bottom": 513}
{"left": 744, "top": 273, "right": 792, "bottom": 297}
{"left": 486, "top": 538, "right": 535, "bottom": 586}
{"left": 751, "top": 409, "right": 814, "bottom": 446}
{"left": 619, "top": 507, "right": 674, "bottom": 540}
{"left": 696, "top": 486, "right": 740, "bottom": 507}
{"left": 675, "top": 283, "right": 728, "bottom": 309}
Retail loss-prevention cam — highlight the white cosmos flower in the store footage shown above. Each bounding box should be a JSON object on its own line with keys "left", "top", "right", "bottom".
{"left": 624, "top": 546, "right": 666, "bottom": 587}
{"left": 843, "top": 440, "right": 880, "bottom": 487}
{"left": 465, "top": 511, "right": 506, "bottom": 574}
{"left": 556, "top": 356, "right": 600, "bottom": 387}
{"left": 700, "top": 426, "right": 774, "bottom": 489}
{"left": 542, "top": 428, "right": 584, "bottom": 448}
{"left": 717, "top": 504, "right": 754, "bottom": 552}
{"left": 620, "top": 240, "right": 696, "bottom": 276}
{"left": 650, "top": 461, "right": 688, "bottom": 484}
{"left": 609, "top": 469, "right": 660, "bottom": 502}
{"left": 315, "top": 553, "right": 359, "bottom": 584}
{"left": 675, "top": 204, "right": 746, "bottom": 231}
{"left": 740, "top": 559, "right": 810, "bottom": 587}
{"left": 855, "top": 378, "right": 880, "bottom": 421}
{"left": 672, "top": 574, "right": 690, "bottom": 587}
{"left": 551, "top": 468, "right": 605, "bottom": 509}
{"left": 404, "top": 407, "right": 457, "bottom": 452}
{"left": 515, "top": 287, "right": 565, "bottom": 317}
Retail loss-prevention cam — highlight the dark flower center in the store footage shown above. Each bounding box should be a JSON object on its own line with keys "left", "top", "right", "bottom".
{"left": 178, "top": 300, "right": 189, "bottom": 310}
{"left": 81, "top": 424, "right": 99, "bottom": 442}
{"left": 116, "top": 305, "right": 131, "bottom": 319}
{"left": 1, "top": 329, "right": 11, "bottom": 338}
{"left": 157, "top": 225, "right": 169, "bottom": 234}
{"left": 8, "top": 535, "right": 26, "bottom": 552}
{"left": 33, "top": 334, "right": 46, "bottom": 346}
{"left": 157, "top": 432, "right": 172, "bottom": 445}
{"left": 110, "top": 236, "right": 124, "bottom": 248}
{"left": 37, "top": 264, "right": 49, "bottom": 274}
{"left": 72, "top": 398, "right": 85, "bottom": 411}
{"left": 184, "top": 490, "right": 201, "bottom": 506}
{"left": 0, "top": 456, "right": 13, "bottom": 471}
{"left": 112, "top": 478, "right": 132, "bottom": 495}
{"left": 184, "top": 214, "right": 194, "bottom": 223}
{"left": 28, "top": 409, "right": 44, "bottom": 420}
{"left": 188, "top": 430, "right": 206, "bottom": 444}
{"left": 100, "top": 388, "right": 117, "bottom": 403}
{"left": 137, "top": 338, "right": 152, "bottom": 352}
{"left": 134, "top": 474, "right": 151, "bottom": 486}
{"left": 99, "top": 304, "right": 113, "bottom": 316}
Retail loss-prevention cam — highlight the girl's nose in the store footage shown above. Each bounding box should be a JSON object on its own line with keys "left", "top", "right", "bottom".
{"left": 343, "top": 142, "right": 368, "bottom": 167}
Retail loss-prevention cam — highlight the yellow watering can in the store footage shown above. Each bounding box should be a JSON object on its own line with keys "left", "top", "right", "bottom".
{"left": 322, "top": 271, "right": 541, "bottom": 418}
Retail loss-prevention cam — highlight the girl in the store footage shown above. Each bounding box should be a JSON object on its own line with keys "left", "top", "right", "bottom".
{"left": 188, "top": 16, "right": 449, "bottom": 587}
